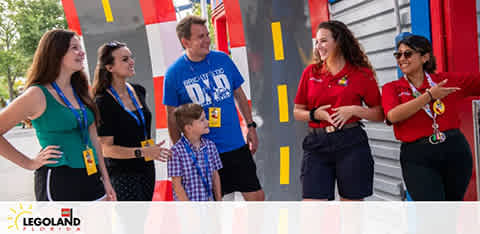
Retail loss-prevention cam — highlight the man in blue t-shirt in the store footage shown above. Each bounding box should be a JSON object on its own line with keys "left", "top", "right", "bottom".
{"left": 163, "top": 15, "right": 264, "bottom": 201}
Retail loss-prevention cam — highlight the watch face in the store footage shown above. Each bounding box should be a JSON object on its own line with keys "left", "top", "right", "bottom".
{"left": 134, "top": 149, "right": 142, "bottom": 158}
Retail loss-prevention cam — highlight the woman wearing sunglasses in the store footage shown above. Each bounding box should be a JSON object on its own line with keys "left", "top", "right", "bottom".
{"left": 92, "top": 41, "right": 171, "bottom": 201}
{"left": 382, "top": 35, "right": 480, "bottom": 201}
{"left": 293, "top": 21, "right": 384, "bottom": 201}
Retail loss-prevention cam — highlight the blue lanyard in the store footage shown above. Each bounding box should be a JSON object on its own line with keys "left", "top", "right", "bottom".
{"left": 183, "top": 54, "right": 218, "bottom": 106}
{"left": 51, "top": 82, "right": 89, "bottom": 148}
{"left": 109, "top": 85, "right": 148, "bottom": 140}
{"left": 181, "top": 137, "right": 212, "bottom": 199}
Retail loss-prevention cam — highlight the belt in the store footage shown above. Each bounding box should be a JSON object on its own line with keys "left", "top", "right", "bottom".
{"left": 406, "top": 129, "right": 461, "bottom": 145}
{"left": 309, "top": 122, "right": 361, "bottom": 135}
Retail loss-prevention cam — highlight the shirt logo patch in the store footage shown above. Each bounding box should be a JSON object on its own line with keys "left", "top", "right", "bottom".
{"left": 309, "top": 77, "right": 323, "bottom": 83}
{"left": 398, "top": 91, "right": 411, "bottom": 97}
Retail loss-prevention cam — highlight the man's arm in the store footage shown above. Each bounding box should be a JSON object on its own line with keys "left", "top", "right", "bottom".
{"left": 233, "top": 87, "right": 258, "bottom": 154}
{"left": 166, "top": 105, "right": 181, "bottom": 144}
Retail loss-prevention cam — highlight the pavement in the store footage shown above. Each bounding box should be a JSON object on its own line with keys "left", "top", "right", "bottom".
{"left": 0, "top": 126, "right": 40, "bottom": 201}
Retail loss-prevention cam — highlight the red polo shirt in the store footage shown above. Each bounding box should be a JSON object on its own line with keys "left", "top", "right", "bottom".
{"left": 294, "top": 63, "right": 381, "bottom": 128}
{"left": 382, "top": 72, "right": 480, "bottom": 142}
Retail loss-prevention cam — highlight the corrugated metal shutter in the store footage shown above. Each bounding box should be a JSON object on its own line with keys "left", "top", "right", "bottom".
{"left": 329, "top": 0, "right": 411, "bottom": 200}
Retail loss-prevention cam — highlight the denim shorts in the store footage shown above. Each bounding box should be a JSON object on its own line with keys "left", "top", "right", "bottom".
{"left": 301, "top": 126, "right": 374, "bottom": 199}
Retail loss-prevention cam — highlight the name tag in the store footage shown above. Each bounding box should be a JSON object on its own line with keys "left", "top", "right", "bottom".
{"left": 141, "top": 139, "right": 155, "bottom": 161}
{"left": 209, "top": 107, "right": 221, "bottom": 127}
{"left": 83, "top": 148, "right": 98, "bottom": 176}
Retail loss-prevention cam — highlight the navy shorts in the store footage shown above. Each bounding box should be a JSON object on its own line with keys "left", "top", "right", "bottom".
{"left": 301, "top": 126, "right": 374, "bottom": 199}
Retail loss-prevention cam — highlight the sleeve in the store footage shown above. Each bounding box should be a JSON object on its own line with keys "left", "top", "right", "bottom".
{"left": 294, "top": 66, "right": 310, "bottom": 105}
{"left": 381, "top": 82, "right": 400, "bottom": 120}
{"left": 209, "top": 141, "right": 223, "bottom": 171}
{"left": 168, "top": 146, "right": 184, "bottom": 177}
{"left": 225, "top": 54, "right": 245, "bottom": 91}
{"left": 96, "top": 95, "right": 115, "bottom": 137}
{"left": 359, "top": 68, "right": 382, "bottom": 107}
{"left": 163, "top": 68, "right": 180, "bottom": 107}
{"left": 447, "top": 72, "right": 480, "bottom": 97}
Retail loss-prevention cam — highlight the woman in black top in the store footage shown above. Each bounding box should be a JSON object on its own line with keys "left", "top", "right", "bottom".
{"left": 92, "top": 41, "right": 171, "bottom": 201}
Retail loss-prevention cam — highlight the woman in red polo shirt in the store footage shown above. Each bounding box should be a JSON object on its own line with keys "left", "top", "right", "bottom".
{"left": 293, "top": 21, "right": 384, "bottom": 201}
{"left": 382, "top": 35, "right": 480, "bottom": 201}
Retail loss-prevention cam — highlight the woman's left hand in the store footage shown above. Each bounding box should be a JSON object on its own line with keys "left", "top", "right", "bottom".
{"left": 331, "top": 106, "right": 358, "bottom": 128}
{"left": 103, "top": 180, "right": 117, "bottom": 201}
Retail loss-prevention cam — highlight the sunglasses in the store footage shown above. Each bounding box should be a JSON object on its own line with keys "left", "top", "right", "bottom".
{"left": 393, "top": 50, "right": 417, "bottom": 59}
{"left": 106, "top": 41, "right": 120, "bottom": 48}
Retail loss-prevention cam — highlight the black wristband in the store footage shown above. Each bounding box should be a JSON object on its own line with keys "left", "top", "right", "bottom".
{"left": 426, "top": 89, "right": 434, "bottom": 101}
{"left": 309, "top": 107, "right": 320, "bottom": 123}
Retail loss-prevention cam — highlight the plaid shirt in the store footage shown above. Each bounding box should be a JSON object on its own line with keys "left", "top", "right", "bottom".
{"left": 168, "top": 136, "right": 223, "bottom": 201}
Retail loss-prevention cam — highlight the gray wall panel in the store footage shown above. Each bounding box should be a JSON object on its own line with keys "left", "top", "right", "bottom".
{"left": 330, "top": 0, "right": 411, "bottom": 201}
{"left": 239, "top": 0, "right": 313, "bottom": 200}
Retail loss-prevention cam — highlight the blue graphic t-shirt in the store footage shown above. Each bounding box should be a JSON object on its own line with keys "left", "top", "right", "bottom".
{"left": 163, "top": 51, "right": 245, "bottom": 153}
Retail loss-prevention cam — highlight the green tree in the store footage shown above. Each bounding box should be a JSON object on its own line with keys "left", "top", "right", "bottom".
{"left": 0, "top": 0, "right": 66, "bottom": 101}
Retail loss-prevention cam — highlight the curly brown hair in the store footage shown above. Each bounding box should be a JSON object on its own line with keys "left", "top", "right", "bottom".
{"left": 313, "top": 21, "right": 375, "bottom": 77}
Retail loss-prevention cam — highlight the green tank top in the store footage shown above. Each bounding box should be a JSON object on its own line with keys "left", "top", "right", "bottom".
{"left": 31, "top": 85, "right": 98, "bottom": 168}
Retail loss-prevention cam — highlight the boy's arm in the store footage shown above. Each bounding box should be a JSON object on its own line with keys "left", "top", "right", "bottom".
{"left": 172, "top": 176, "right": 190, "bottom": 201}
{"left": 212, "top": 170, "right": 222, "bottom": 201}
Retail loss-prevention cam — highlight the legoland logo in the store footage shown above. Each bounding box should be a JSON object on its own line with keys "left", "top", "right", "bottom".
{"left": 7, "top": 204, "right": 81, "bottom": 232}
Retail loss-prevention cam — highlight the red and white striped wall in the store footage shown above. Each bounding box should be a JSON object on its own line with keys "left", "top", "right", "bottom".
{"left": 138, "top": 0, "right": 183, "bottom": 201}
{"left": 212, "top": 0, "right": 252, "bottom": 135}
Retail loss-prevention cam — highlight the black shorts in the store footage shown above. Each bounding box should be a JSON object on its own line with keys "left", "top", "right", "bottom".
{"left": 218, "top": 144, "right": 262, "bottom": 195}
{"left": 301, "top": 126, "right": 374, "bottom": 200}
{"left": 34, "top": 166, "right": 106, "bottom": 201}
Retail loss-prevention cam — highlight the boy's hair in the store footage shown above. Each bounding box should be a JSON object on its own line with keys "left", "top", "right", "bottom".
{"left": 174, "top": 103, "right": 204, "bottom": 132}
{"left": 176, "top": 15, "right": 206, "bottom": 48}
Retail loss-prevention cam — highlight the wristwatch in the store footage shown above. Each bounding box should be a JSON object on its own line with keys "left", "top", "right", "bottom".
{"left": 247, "top": 121, "right": 257, "bottom": 128}
{"left": 134, "top": 149, "right": 143, "bottom": 158}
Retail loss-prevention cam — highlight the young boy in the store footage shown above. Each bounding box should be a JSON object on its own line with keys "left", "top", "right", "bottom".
{"left": 168, "top": 103, "right": 223, "bottom": 201}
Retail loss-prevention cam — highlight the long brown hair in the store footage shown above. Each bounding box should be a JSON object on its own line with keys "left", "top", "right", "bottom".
{"left": 313, "top": 20, "right": 375, "bottom": 77}
{"left": 25, "top": 29, "right": 99, "bottom": 123}
{"left": 91, "top": 41, "right": 127, "bottom": 98}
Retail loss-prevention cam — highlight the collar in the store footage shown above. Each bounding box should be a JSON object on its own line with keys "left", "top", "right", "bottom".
{"left": 183, "top": 51, "right": 211, "bottom": 64}
{"left": 318, "top": 62, "right": 351, "bottom": 80}
{"left": 400, "top": 73, "right": 432, "bottom": 90}
{"left": 181, "top": 135, "right": 207, "bottom": 152}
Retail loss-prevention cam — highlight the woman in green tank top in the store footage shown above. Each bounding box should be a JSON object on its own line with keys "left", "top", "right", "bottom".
{"left": 0, "top": 29, "right": 116, "bottom": 201}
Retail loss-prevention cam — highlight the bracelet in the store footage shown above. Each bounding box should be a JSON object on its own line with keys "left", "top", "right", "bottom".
{"left": 309, "top": 107, "right": 320, "bottom": 123}
{"left": 426, "top": 89, "right": 434, "bottom": 101}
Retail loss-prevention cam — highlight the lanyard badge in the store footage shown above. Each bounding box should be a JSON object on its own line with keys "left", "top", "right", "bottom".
{"left": 406, "top": 73, "right": 446, "bottom": 144}
{"left": 141, "top": 139, "right": 154, "bottom": 161}
{"left": 109, "top": 85, "right": 152, "bottom": 161}
{"left": 52, "top": 82, "right": 97, "bottom": 175}
{"left": 208, "top": 107, "right": 221, "bottom": 127}
{"left": 83, "top": 148, "right": 98, "bottom": 175}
